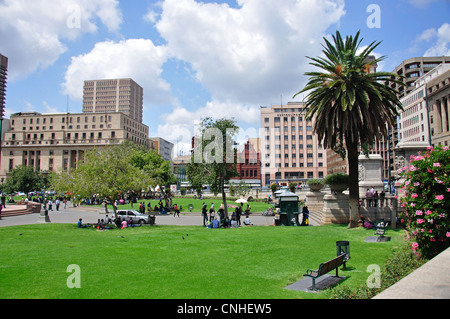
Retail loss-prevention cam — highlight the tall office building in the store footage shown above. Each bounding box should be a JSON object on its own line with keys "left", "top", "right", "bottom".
{"left": 260, "top": 102, "right": 327, "bottom": 186}
{"left": 83, "top": 78, "right": 143, "bottom": 123}
{"left": 388, "top": 56, "right": 450, "bottom": 98}
{"left": 0, "top": 54, "right": 7, "bottom": 118}
{"left": 387, "top": 56, "right": 450, "bottom": 179}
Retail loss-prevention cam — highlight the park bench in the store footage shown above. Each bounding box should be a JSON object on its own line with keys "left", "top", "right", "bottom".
{"left": 303, "top": 254, "right": 345, "bottom": 290}
{"left": 375, "top": 219, "right": 387, "bottom": 238}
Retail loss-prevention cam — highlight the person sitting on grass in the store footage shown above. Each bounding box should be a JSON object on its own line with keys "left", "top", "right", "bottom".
{"left": 121, "top": 219, "right": 128, "bottom": 229}
{"left": 211, "top": 218, "right": 219, "bottom": 229}
{"left": 77, "top": 218, "right": 88, "bottom": 228}
{"left": 244, "top": 216, "right": 253, "bottom": 226}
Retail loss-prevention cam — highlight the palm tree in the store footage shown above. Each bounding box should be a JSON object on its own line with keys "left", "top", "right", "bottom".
{"left": 294, "top": 31, "right": 404, "bottom": 228}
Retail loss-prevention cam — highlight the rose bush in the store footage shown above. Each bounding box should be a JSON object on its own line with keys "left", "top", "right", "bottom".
{"left": 398, "top": 145, "right": 450, "bottom": 259}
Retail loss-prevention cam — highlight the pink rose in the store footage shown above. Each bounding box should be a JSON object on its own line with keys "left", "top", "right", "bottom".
{"left": 436, "top": 195, "right": 444, "bottom": 200}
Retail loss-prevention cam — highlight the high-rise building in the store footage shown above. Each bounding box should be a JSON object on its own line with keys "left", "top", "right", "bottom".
{"left": 83, "top": 78, "right": 143, "bottom": 123}
{"left": 428, "top": 69, "right": 450, "bottom": 147}
{"left": 388, "top": 56, "right": 450, "bottom": 98}
{"left": 260, "top": 102, "right": 327, "bottom": 187}
{"left": 387, "top": 56, "right": 450, "bottom": 179}
{"left": 0, "top": 54, "right": 7, "bottom": 119}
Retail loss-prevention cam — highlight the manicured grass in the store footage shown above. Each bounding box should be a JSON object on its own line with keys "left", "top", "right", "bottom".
{"left": 0, "top": 224, "right": 405, "bottom": 299}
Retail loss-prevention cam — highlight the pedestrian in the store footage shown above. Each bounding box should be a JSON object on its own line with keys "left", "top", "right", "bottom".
{"left": 236, "top": 205, "right": 241, "bottom": 226}
{"left": 202, "top": 202, "right": 208, "bottom": 226}
{"left": 174, "top": 204, "right": 180, "bottom": 217}
{"left": 365, "top": 188, "right": 373, "bottom": 207}
{"left": 301, "top": 205, "right": 309, "bottom": 226}
{"left": 48, "top": 199, "right": 53, "bottom": 211}
{"left": 55, "top": 198, "right": 60, "bottom": 211}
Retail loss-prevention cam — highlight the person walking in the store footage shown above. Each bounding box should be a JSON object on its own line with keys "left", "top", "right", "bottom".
{"left": 202, "top": 202, "right": 208, "bottom": 226}
{"left": 301, "top": 205, "right": 309, "bottom": 226}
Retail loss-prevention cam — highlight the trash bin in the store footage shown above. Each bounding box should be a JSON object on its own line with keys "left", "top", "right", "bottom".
{"left": 149, "top": 215, "right": 156, "bottom": 226}
{"left": 336, "top": 241, "right": 350, "bottom": 269}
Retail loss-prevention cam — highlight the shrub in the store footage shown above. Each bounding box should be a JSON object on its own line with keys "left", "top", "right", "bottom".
{"left": 328, "top": 244, "right": 426, "bottom": 299}
{"left": 324, "top": 173, "right": 349, "bottom": 186}
{"left": 307, "top": 178, "right": 324, "bottom": 186}
{"left": 398, "top": 145, "right": 450, "bottom": 259}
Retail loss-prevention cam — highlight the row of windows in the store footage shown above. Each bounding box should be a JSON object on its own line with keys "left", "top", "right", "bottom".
{"left": 270, "top": 171, "right": 325, "bottom": 179}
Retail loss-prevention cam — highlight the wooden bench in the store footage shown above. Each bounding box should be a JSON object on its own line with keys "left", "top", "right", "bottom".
{"left": 303, "top": 254, "right": 345, "bottom": 290}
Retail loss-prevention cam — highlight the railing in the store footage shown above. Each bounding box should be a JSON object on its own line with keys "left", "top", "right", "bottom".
{"left": 359, "top": 196, "right": 397, "bottom": 208}
{"left": 359, "top": 195, "right": 398, "bottom": 225}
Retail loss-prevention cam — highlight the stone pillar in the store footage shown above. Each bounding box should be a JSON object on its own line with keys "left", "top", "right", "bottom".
{"left": 305, "top": 190, "right": 324, "bottom": 213}
{"left": 358, "top": 154, "right": 385, "bottom": 198}
{"left": 393, "top": 141, "right": 429, "bottom": 199}
{"left": 321, "top": 192, "right": 349, "bottom": 224}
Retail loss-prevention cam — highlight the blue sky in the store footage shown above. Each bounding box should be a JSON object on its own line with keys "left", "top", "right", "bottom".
{"left": 1, "top": 0, "right": 449, "bottom": 153}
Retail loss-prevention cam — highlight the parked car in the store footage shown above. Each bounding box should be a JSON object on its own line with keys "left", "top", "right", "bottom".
{"left": 116, "top": 210, "right": 152, "bottom": 225}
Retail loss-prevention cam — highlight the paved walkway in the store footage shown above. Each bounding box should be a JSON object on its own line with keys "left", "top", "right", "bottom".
{"left": 0, "top": 204, "right": 319, "bottom": 227}
{"left": 373, "top": 246, "right": 450, "bottom": 299}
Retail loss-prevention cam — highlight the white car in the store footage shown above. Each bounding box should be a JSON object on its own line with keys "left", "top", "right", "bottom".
{"left": 115, "top": 210, "right": 153, "bottom": 225}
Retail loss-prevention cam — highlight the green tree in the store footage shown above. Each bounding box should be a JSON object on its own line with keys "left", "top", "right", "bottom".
{"left": 129, "top": 142, "right": 175, "bottom": 190}
{"left": 52, "top": 143, "right": 148, "bottom": 218}
{"left": 294, "top": 31, "right": 404, "bottom": 227}
{"left": 3, "top": 165, "right": 45, "bottom": 195}
{"left": 187, "top": 117, "right": 239, "bottom": 217}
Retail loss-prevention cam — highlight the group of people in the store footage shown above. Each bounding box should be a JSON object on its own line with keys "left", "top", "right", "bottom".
{"left": 201, "top": 202, "right": 253, "bottom": 228}
{"left": 364, "top": 187, "right": 386, "bottom": 207}
{"left": 77, "top": 215, "right": 140, "bottom": 230}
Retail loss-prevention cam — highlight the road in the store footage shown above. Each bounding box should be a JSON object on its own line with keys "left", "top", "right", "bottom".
{"left": 0, "top": 204, "right": 284, "bottom": 227}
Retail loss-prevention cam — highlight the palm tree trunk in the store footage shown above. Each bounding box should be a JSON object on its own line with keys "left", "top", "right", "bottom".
{"left": 346, "top": 138, "right": 360, "bottom": 228}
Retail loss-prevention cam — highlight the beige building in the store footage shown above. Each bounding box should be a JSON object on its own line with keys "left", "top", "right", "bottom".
{"left": 0, "top": 111, "right": 149, "bottom": 178}
{"left": 83, "top": 78, "right": 143, "bottom": 123}
{"left": 427, "top": 67, "right": 450, "bottom": 147}
{"left": 260, "top": 102, "right": 327, "bottom": 186}
{"left": 388, "top": 56, "right": 450, "bottom": 98}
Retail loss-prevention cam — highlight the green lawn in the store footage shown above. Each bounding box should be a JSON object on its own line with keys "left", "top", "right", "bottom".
{"left": 0, "top": 224, "right": 405, "bottom": 299}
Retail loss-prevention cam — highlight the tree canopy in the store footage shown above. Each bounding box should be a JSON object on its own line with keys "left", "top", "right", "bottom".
{"left": 51, "top": 141, "right": 174, "bottom": 218}
{"left": 294, "top": 30, "right": 404, "bottom": 227}
{"left": 187, "top": 117, "right": 239, "bottom": 217}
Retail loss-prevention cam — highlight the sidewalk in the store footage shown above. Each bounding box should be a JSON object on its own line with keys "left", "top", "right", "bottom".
{"left": 373, "top": 247, "right": 450, "bottom": 299}
{"left": 0, "top": 204, "right": 295, "bottom": 227}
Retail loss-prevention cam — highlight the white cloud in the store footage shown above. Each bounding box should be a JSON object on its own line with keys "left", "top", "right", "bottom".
{"left": 418, "top": 23, "right": 450, "bottom": 57}
{"left": 62, "top": 38, "right": 175, "bottom": 107}
{"left": 153, "top": 0, "right": 345, "bottom": 146}
{"left": 155, "top": 0, "right": 345, "bottom": 105}
{"left": 0, "top": 0, "right": 123, "bottom": 80}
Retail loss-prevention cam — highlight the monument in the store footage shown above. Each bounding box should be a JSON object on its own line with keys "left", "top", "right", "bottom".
{"left": 358, "top": 154, "right": 385, "bottom": 197}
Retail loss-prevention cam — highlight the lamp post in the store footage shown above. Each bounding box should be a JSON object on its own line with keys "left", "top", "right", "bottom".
{"left": 38, "top": 170, "right": 50, "bottom": 223}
